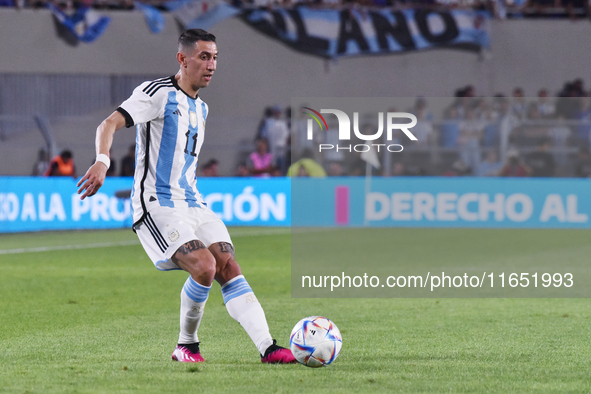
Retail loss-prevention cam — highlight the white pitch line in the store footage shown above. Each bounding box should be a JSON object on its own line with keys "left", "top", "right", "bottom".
{"left": 0, "top": 228, "right": 293, "bottom": 255}
{"left": 231, "top": 228, "right": 292, "bottom": 237}
{"left": 0, "top": 241, "right": 140, "bottom": 255}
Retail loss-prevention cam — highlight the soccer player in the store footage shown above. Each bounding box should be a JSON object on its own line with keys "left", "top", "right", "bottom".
{"left": 76, "top": 29, "right": 295, "bottom": 364}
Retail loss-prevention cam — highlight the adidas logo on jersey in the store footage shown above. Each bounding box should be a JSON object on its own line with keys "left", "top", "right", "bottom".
{"left": 172, "top": 109, "right": 182, "bottom": 116}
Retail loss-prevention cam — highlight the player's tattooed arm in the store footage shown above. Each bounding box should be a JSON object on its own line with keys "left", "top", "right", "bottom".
{"left": 177, "top": 240, "right": 207, "bottom": 255}
{"left": 219, "top": 242, "right": 235, "bottom": 257}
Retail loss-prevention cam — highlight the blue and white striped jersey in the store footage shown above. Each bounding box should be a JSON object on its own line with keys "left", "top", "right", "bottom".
{"left": 117, "top": 76, "right": 208, "bottom": 226}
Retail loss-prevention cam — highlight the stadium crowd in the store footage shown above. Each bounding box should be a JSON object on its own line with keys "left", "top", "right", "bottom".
{"left": 285, "top": 78, "right": 591, "bottom": 178}
{"left": 30, "top": 79, "right": 591, "bottom": 179}
{"left": 0, "top": 0, "right": 588, "bottom": 19}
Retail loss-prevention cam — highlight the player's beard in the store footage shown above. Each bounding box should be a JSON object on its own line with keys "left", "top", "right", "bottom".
{"left": 193, "top": 81, "right": 209, "bottom": 91}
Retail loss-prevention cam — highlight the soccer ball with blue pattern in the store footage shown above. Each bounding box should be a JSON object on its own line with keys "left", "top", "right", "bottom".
{"left": 289, "top": 316, "right": 342, "bottom": 367}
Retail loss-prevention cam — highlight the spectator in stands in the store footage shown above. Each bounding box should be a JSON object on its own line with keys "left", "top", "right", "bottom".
{"left": 574, "top": 95, "right": 591, "bottom": 147}
{"left": 296, "top": 166, "right": 310, "bottom": 177}
{"left": 264, "top": 105, "right": 290, "bottom": 175}
{"left": 45, "top": 149, "right": 75, "bottom": 177}
{"left": 119, "top": 144, "right": 135, "bottom": 176}
{"left": 440, "top": 106, "right": 461, "bottom": 148}
{"left": 556, "top": 81, "right": 580, "bottom": 119}
{"left": 492, "top": 93, "right": 506, "bottom": 113}
{"left": 391, "top": 162, "right": 407, "bottom": 176}
{"left": 452, "top": 85, "right": 475, "bottom": 119}
{"left": 497, "top": 97, "right": 520, "bottom": 162}
{"left": 476, "top": 98, "right": 497, "bottom": 121}
{"left": 537, "top": 89, "right": 556, "bottom": 118}
{"left": 548, "top": 115, "right": 571, "bottom": 150}
{"left": 512, "top": 103, "right": 549, "bottom": 146}
{"left": 443, "top": 160, "right": 470, "bottom": 177}
{"left": 346, "top": 151, "right": 368, "bottom": 176}
{"left": 571, "top": 78, "right": 586, "bottom": 96}
{"left": 200, "top": 158, "right": 220, "bottom": 177}
{"left": 525, "top": 102, "right": 543, "bottom": 121}
{"left": 287, "top": 149, "right": 326, "bottom": 177}
{"left": 235, "top": 162, "right": 250, "bottom": 177}
{"left": 525, "top": 138, "right": 555, "bottom": 177}
{"left": 458, "top": 106, "right": 484, "bottom": 174}
{"left": 255, "top": 106, "right": 273, "bottom": 141}
{"left": 453, "top": 85, "right": 475, "bottom": 100}
{"left": 479, "top": 99, "right": 501, "bottom": 148}
{"left": 411, "top": 97, "right": 434, "bottom": 145}
{"left": 511, "top": 87, "right": 527, "bottom": 120}
{"left": 574, "top": 147, "right": 591, "bottom": 177}
{"left": 476, "top": 150, "right": 502, "bottom": 176}
{"left": 499, "top": 149, "right": 530, "bottom": 177}
{"left": 327, "top": 161, "right": 345, "bottom": 176}
{"left": 247, "top": 137, "right": 274, "bottom": 177}
{"left": 31, "top": 148, "right": 49, "bottom": 176}
{"left": 463, "top": 85, "right": 476, "bottom": 98}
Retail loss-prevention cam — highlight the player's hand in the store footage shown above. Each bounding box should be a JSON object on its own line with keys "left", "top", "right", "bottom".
{"left": 77, "top": 162, "right": 108, "bottom": 200}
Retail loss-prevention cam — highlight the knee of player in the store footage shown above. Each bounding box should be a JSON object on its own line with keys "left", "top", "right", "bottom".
{"left": 199, "top": 253, "right": 217, "bottom": 277}
{"left": 184, "top": 251, "right": 216, "bottom": 278}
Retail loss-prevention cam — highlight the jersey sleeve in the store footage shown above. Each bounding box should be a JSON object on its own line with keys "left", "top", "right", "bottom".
{"left": 117, "top": 81, "right": 165, "bottom": 128}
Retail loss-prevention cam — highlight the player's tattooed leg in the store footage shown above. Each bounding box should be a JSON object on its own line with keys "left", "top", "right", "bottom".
{"left": 173, "top": 239, "right": 215, "bottom": 284}
{"left": 218, "top": 242, "right": 235, "bottom": 258}
{"left": 177, "top": 240, "right": 207, "bottom": 255}
{"left": 212, "top": 242, "right": 240, "bottom": 283}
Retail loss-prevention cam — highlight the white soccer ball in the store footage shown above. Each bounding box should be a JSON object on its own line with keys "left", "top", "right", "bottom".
{"left": 289, "top": 316, "right": 342, "bottom": 367}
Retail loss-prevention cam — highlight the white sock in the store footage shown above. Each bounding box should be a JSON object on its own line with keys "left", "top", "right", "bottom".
{"left": 178, "top": 276, "right": 211, "bottom": 344}
{"left": 221, "top": 275, "right": 273, "bottom": 355}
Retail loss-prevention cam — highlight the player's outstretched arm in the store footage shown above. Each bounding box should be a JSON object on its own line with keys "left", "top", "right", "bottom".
{"left": 77, "top": 111, "right": 126, "bottom": 200}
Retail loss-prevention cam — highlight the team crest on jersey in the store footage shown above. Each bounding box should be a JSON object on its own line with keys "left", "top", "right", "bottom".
{"left": 190, "top": 111, "right": 198, "bottom": 128}
{"left": 168, "top": 229, "right": 180, "bottom": 242}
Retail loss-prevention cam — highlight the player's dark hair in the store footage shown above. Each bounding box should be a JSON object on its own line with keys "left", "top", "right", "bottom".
{"left": 178, "top": 29, "right": 216, "bottom": 52}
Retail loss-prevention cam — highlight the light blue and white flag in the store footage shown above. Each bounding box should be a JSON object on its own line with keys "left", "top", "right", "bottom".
{"left": 135, "top": 2, "right": 165, "bottom": 33}
{"left": 48, "top": 3, "right": 111, "bottom": 43}
{"left": 241, "top": 7, "right": 491, "bottom": 59}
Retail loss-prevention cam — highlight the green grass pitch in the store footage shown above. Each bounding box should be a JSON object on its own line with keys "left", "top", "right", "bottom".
{"left": 1, "top": 227, "right": 590, "bottom": 393}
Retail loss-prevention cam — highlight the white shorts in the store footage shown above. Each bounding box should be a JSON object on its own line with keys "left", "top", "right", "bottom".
{"left": 135, "top": 205, "right": 232, "bottom": 271}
